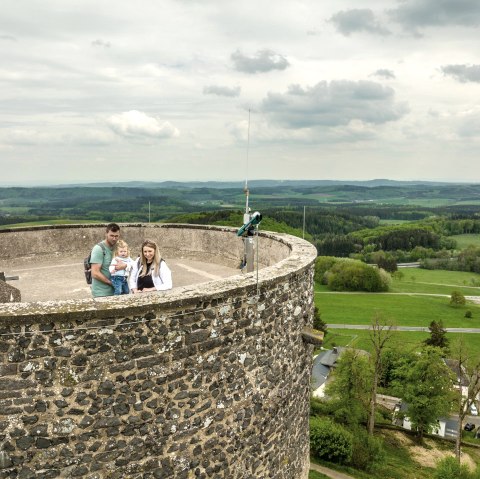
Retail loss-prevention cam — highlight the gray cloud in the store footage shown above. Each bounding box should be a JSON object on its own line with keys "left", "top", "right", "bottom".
{"left": 371, "top": 69, "right": 396, "bottom": 80}
{"left": 389, "top": 0, "right": 480, "bottom": 31}
{"left": 0, "top": 35, "right": 16, "bottom": 41}
{"left": 91, "top": 39, "right": 111, "bottom": 48}
{"left": 261, "top": 80, "right": 408, "bottom": 128}
{"left": 231, "top": 49, "right": 289, "bottom": 74}
{"left": 441, "top": 64, "right": 480, "bottom": 83}
{"left": 330, "top": 9, "right": 390, "bottom": 36}
{"left": 203, "top": 85, "right": 241, "bottom": 97}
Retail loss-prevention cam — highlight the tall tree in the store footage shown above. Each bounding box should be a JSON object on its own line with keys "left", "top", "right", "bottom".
{"left": 367, "top": 314, "right": 396, "bottom": 435}
{"left": 424, "top": 320, "right": 449, "bottom": 351}
{"left": 393, "top": 346, "right": 454, "bottom": 442}
{"left": 325, "top": 349, "right": 373, "bottom": 427}
{"left": 450, "top": 339, "right": 480, "bottom": 463}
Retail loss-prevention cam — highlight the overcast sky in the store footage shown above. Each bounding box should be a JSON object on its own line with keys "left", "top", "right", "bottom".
{"left": 1, "top": 0, "right": 480, "bottom": 185}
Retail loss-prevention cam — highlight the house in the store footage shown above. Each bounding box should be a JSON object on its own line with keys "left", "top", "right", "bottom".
{"left": 311, "top": 347, "right": 370, "bottom": 398}
{"left": 311, "top": 347, "right": 344, "bottom": 398}
{"left": 443, "top": 358, "right": 469, "bottom": 398}
{"left": 392, "top": 402, "right": 451, "bottom": 438}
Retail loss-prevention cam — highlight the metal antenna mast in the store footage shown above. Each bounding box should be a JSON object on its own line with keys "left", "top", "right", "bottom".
{"left": 237, "top": 109, "right": 262, "bottom": 277}
{"left": 244, "top": 109, "right": 251, "bottom": 222}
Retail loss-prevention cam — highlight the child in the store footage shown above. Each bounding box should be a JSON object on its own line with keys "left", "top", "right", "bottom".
{"left": 109, "top": 240, "right": 135, "bottom": 295}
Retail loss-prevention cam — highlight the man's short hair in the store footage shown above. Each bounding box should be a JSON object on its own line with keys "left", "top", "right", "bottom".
{"left": 106, "top": 223, "right": 120, "bottom": 233}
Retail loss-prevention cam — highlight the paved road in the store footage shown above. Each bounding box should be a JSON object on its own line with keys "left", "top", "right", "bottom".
{"left": 315, "top": 290, "right": 480, "bottom": 304}
{"left": 327, "top": 324, "right": 480, "bottom": 333}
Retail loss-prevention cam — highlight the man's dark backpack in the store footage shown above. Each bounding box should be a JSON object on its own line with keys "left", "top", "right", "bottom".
{"left": 84, "top": 242, "right": 107, "bottom": 284}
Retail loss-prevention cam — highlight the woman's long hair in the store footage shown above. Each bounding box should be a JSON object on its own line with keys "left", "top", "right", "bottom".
{"left": 139, "top": 239, "right": 162, "bottom": 277}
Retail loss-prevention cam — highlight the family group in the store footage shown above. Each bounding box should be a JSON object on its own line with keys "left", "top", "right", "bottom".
{"left": 89, "top": 223, "right": 172, "bottom": 298}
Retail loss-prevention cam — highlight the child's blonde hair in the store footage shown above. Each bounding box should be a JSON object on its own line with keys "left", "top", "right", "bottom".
{"left": 114, "top": 240, "right": 130, "bottom": 257}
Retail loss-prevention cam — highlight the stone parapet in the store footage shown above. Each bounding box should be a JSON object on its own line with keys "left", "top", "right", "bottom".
{"left": 0, "top": 225, "right": 317, "bottom": 479}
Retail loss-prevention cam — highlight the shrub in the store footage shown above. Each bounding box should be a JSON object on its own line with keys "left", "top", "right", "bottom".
{"left": 327, "top": 260, "right": 390, "bottom": 292}
{"left": 450, "top": 290, "right": 466, "bottom": 307}
{"left": 349, "top": 428, "right": 385, "bottom": 471}
{"left": 310, "top": 396, "right": 334, "bottom": 417}
{"left": 313, "top": 306, "right": 327, "bottom": 334}
{"left": 465, "top": 310, "right": 473, "bottom": 319}
{"left": 309, "top": 417, "right": 353, "bottom": 465}
{"left": 314, "top": 256, "right": 337, "bottom": 283}
{"left": 434, "top": 456, "right": 471, "bottom": 479}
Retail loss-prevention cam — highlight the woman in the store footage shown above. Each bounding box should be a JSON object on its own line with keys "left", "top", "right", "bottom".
{"left": 129, "top": 239, "right": 172, "bottom": 293}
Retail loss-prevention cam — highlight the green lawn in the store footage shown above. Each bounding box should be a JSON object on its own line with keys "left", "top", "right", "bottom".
{"left": 320, "top": 328, "right": 480, "bottom": 356}
{"left": 449, "top": 234, "right": 480, "bottom": 250}
{"left": 316, "top": 267, "right": 480, "bottom": 356}
{"left": 393, "top": 267, "right": 480, "bottom": 291}
{"left": 316, "top": 292, "right": 480, "bottom": 328}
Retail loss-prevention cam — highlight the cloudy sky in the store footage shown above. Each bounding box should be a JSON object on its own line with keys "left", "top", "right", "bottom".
{"left": 1, "top": 0, "right": 480, "bottom": 185}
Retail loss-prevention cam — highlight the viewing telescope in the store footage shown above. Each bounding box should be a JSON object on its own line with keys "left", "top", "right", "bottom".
{"left": 236, "top": 211, "right": 262, "bottom": 237}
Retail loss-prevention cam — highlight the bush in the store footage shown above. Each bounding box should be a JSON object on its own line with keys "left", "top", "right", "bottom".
{"left": 465, "top": 310, "right": 473, "bottom": 319}
{"left": 450, "top": 290, "right": 466, "bottom": 307}
{"left": 314, "top": 256, "right": 338, "bottom": 284}
{"left": 313, "top": 306, "right": 327, "bottom": 334}
{"left": 310, "top": 397, "right": 336, "bottom": 417}
{"left": 434, "top": 456, "right": 471, "bottom": 479}
{"left": 327, "top": 260, "right": 390, "bottom": 292}
{"left": 309, "top": 417, "right": 353, "bottom": 464}
{"left": 349, "top": 428, "right": 385, "bottom": 471}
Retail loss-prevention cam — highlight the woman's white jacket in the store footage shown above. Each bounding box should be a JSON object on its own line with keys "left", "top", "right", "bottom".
{"left": 128, "top": 259, "right": 172, "bottom": 291}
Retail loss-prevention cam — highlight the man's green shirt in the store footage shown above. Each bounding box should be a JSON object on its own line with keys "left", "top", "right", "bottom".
{"left": 90, "top": 241, "right": 114, "bottom": 298}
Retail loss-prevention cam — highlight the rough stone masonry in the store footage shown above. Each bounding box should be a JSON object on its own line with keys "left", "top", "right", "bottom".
{"left": 0, "top": 225, "right": 318, "bottom": 479}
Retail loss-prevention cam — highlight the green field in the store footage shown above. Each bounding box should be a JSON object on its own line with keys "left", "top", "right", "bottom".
{"left": 320, "top": 328, "right": 480, "bottom": 356}
{"left": 316, "top": 293, "right": 480, "bottom": 328}
{"left": 449, "top": 233, "right": 480, "bottom": 249}
{"left": 392, "top": 267, "right": 480, "bottom": 294}
{"left": 378, "top": 219, "right": 412, "bottom": 225}
{"left": 0, "top": 219, "right": 102, "bottom": 229}
{"left": 316, "top": 267, "right": 480, "bottom": 356}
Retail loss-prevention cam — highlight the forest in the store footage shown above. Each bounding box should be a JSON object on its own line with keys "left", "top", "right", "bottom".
{"left": 1, "top": 180, "right": 480, "bottom": 272}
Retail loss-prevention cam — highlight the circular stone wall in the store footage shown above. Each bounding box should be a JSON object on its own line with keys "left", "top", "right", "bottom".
{"left": 0, "top": 224, "right": 317, "bottom": 479}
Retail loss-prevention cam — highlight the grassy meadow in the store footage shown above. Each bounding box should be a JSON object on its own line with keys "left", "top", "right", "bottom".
{"left": 316, "top": 267, "right": 480, "bottom": 356}
{"left": 0, "top": 219, "right": 101, "bottom": 229}
{"left": 449, "top": 233, "right": 480, "bottom": 249}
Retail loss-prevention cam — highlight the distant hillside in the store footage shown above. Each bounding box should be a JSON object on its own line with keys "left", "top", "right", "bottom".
{"left": 26, "top": 179, "right": 466, "bottom": 189}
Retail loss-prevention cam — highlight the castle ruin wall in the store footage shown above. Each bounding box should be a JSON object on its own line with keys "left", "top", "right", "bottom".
{"left": 0, "top": 225, "right": 316, "bottom": 479}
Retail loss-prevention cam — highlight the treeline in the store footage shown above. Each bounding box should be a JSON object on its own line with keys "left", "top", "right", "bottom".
{"left": 168, "top": 208, "right": 480, "bottom": 271}
{"left": 263, "top": 208, "right": 379, "bottom": 237}
{"left": 422, "top": 246, "right": 480, "bottom": 274}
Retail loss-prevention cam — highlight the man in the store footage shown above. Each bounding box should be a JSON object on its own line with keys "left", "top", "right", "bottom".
{"left": 90, "top": 223, "right": 126, "bottom": 298}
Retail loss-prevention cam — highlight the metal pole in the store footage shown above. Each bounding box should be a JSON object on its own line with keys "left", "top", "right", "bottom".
{"left": 246, "top": 237, "right": 254, "bottom": 273}
{"left": 303, "top": 205, "right": 306, "bottom": 239}
{"left": 255, "top": 225, "right": 260, "bottom": 297}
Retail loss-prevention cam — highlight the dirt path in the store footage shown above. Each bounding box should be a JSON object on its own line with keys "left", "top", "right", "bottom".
{"left": 310, "top": 462, "right": 356, "bottom": 479}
